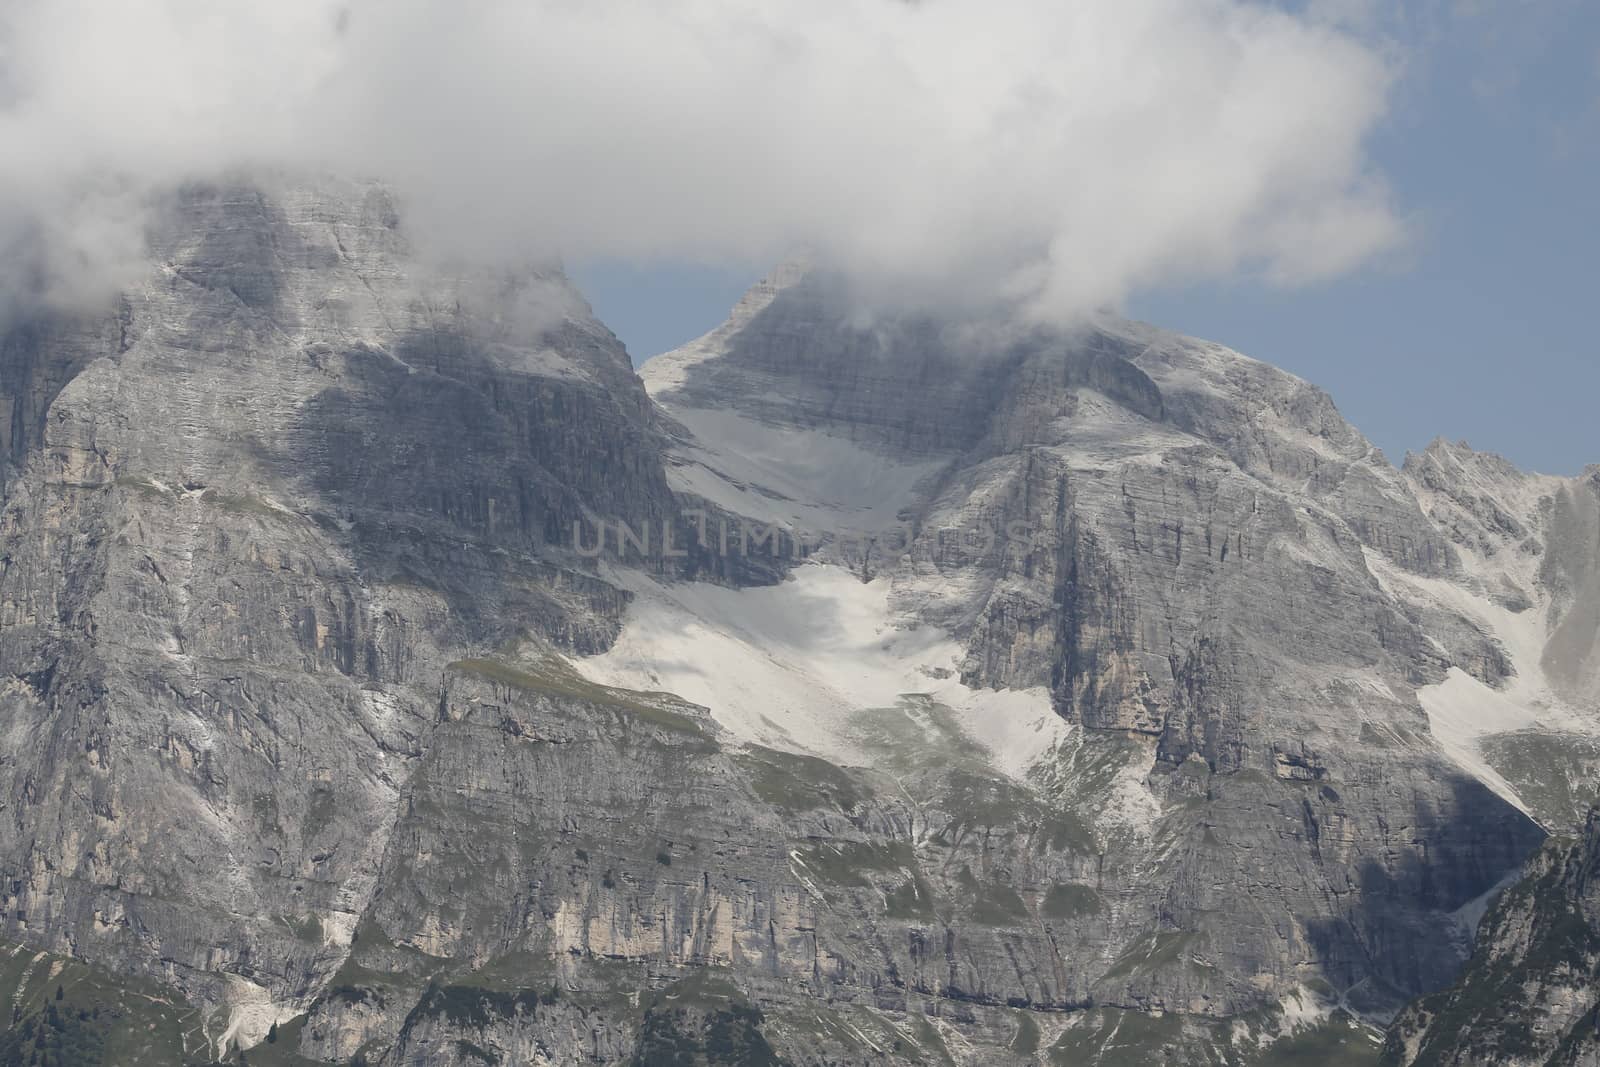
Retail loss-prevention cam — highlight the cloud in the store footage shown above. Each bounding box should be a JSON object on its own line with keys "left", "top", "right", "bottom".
{"left": 0, "top": 0, "right": 1404, "bottom": 323}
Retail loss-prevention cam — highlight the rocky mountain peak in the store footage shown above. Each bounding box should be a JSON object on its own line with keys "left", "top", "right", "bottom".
{"left": 0, "top": 192, "right": 1594, "bottom": 1065}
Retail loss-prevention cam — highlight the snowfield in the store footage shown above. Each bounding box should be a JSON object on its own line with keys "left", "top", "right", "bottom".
{"left": 577, "top": 562, "right": 1068, "bottom": 780}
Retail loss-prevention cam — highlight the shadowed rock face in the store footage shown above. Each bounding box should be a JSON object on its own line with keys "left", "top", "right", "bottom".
{"left": 1384, "top": 807, "right": 1600, "bottom": 1066}
{"left": 0, "top": 207, "right": 1589, "bottom": 1067}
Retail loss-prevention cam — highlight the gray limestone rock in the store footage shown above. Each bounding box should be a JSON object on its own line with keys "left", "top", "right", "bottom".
{"left": 0, "top": 205, "right": 1592, "bottom": 1067}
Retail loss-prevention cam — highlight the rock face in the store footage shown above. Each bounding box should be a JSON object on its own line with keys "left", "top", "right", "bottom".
{"left": 1384, "top": 807, "right": 1600, "bottom": 1066}
{"left": 1405, "top": 445, "right": 1600, "bottom": 715}
{"left": 0, "top": 206, "right": 1594, "bottom": 1067}
{"left": 1395, "top": 442, "right": 1600, "bottom": 830}
{"left": 0, "top": 176, "right": 703, "bottom": 1056}
{"left": 637, "top": 270, "right": 1598, "bottom": 1050}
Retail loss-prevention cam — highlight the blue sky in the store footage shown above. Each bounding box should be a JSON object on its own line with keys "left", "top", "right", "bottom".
{"left": 573, "top": 2, "right": 1599, "bottom": 475}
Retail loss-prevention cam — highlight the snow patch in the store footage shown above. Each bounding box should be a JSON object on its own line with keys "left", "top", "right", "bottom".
{"left": 1451, "top": 866, "right": 1522, "bottom": 942}
{"left": 658, "top": 406, "right": 948, "bottom": 534}
{"left": 1364, "top": 546, "right": 1599, "bottom": 814}
{"left": 577, "top": 562, "right": 1066, "bottom": 780}
{"left": 1416, "top": 668, "right": 1538, "bottom": 815}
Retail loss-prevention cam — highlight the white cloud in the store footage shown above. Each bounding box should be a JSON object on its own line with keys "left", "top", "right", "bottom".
{"left": 0, "top": 0, "right": 1404, "bottom": 323}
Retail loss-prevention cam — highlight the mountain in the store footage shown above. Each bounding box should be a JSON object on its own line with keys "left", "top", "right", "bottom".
{"left": 0, "top": 179, "right": 1595, "bottom": 1065}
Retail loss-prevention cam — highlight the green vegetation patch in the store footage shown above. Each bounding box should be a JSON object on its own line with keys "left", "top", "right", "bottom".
{"left": 851, "top": 698, "right": 972, "bottom": 777}
{"left": 111, "top": 475, "right": 175, "bottom": 501}
{"left": 200, "top": 488, "right": 305, "bottom": 523}
{"left": 1102, "top": 929, "right": 1201, "bottom": 981}
{"left": 1010, "top": 1010, "right": 1042, "bottom": 1055}
{"left": 0, "top": 939, "right": 208, "bottom": 1067}
{"left": 792, "top": 840, "right": 915, "bottom": 888}
{"left": 630, "top": 1002, "right": 785, "bottom": 1067}
{"left": 447, "top": 949, "right": 559, "bottom": 995}
{"left": 736, "top": 745, "right": 866, "bottom": 813}
{"left": 939, "top": 769, "right": 1097, "bottom": 854}
{"left": 885, "top": 875, "right": 938, "bottom": 922}
{"left": 851, "top": 698, "right": 1098, "bottom": 857}
{"left": 1043, "top": 883, "right": 1105, "bottom": 920}
{"left": 907, "top": 1015, "right": 958, "bottom": 1067}
{"left": 448, "top": 657, "right": 708, "bottom": 736}
{"left": 226, "top": 1014, "right": 325, "bottom": 1067}
{"left": 1257, "top": 1011, "right": 1383, "bottom": 1067}
{"left": 454, "top": 1038, "right": 499, "bottom": 1064}
{"left": 1481, "top": 729, "right": 1600, "bottom": 832}
{"left": 953, "top": 865, "right": 1029, "bottom": 926}
{"left": 1049, "top": 1008, "right": 1186, "bottom": 1066}
{"left": 407, "top": 982, "right": 560, "bottom": 1030}
{"left": 277, "top": 912, "right": 324, "bottom": 944}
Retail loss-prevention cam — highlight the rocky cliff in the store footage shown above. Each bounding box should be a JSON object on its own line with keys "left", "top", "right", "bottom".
{"left": 1383, "top": 807, "right": 1600, "bottom": 1066}
{"left": 634, "top": 268, "right": 1600, "bottom": 1054}
{"left": 0, "top": 175, "right": 708, "bottom": 1059}
{"left": 0, "top": 203, "right": 1595, "bottom": 1066}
